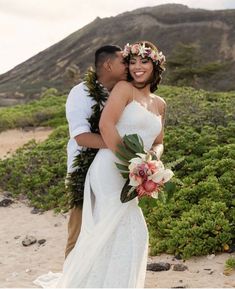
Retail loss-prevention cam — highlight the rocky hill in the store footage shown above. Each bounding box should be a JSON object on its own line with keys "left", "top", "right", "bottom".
{"left": 0, "top": 4, "right": 235, "bottom": 106}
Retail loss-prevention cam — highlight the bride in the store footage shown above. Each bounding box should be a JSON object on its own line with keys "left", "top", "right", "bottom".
{"left": 34, "top": 40, "right": 166, "bottom": 288}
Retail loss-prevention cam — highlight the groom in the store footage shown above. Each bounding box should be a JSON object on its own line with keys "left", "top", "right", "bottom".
{"left": 65, "top": 45, "right": 128, "bottom": 258}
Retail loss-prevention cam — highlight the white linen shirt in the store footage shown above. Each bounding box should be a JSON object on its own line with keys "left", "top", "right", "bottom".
{"left": 66, "top": 82, "right": 96, "bottom": 173}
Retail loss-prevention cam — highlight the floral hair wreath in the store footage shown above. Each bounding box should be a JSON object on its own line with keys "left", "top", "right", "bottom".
{"left": 122, "top": 42, "right": 166, "bottom": 70}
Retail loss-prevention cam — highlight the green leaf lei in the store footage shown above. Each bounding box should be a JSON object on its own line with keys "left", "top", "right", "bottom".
{"left": 66, "top": 68, "right": 109, "bottom": 208}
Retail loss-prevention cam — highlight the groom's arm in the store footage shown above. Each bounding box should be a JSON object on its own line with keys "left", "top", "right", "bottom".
{"left": 66, "top": 83, "right": 107, "bottom": 149}
{"left": 75, "top": 132, "right": 106, "bottom": 148}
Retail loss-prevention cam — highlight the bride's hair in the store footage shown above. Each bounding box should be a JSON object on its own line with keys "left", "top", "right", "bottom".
{"left": 125, "top": 41, "right": 165, "bottom": 92}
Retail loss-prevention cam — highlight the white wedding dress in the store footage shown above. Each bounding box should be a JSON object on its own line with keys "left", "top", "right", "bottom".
{"left": 34, "top": 100, "right": 162, "bottom": 288}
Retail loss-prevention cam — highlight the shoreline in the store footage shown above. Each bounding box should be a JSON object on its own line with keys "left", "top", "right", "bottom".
{"left": 0, "top": 195, "right": 234, "bottom": 288}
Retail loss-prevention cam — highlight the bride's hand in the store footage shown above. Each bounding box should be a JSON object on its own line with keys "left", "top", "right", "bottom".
{"left": 149, "top": 144, "right": 164, "bottom": 160}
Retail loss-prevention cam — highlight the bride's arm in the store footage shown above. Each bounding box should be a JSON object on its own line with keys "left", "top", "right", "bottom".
{"left": 99, "top": 81, "right": 132, "bottom": 153}
{"left": 150, "top": 98, "right": 166, "bottom": 160}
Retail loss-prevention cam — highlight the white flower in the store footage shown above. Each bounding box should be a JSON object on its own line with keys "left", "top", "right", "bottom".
{"left": 150, "top": 168, "right": 174, "bottom": 183}
{"left": 129, "top": 176, "right": 140, "bottom": 186}
{"left": 135, "top": 153, "right": 147, "bottom": 160}
{"left": 149, "top": 168, "right": 165, "bottom": 183}
{"left": 151, "top": 191, "right": 159, "bottom": 199}
{"left": 138, "top": 43, "right": 147, "bottom": 57}
{"left": 128, "top": 157, "right": 142, "bottom": 171}
{"left": 162, "top": 169, "right": 174, "bottom": 182}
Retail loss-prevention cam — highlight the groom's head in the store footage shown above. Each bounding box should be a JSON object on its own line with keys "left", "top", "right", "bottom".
{"left": 95, "top": 45, "right": 128, "bottom": 87}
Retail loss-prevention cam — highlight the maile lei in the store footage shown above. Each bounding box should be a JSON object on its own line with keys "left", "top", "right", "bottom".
{"left": 66, "top": 68, "right": 109, "bottom": 208}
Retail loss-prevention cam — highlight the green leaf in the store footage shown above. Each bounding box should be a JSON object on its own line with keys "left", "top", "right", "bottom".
{"left": 123, "top": 134, "right": 145, "bottom": 153}
{"left": 115, "top": 162, "right": 129, "bottom": 171}
{"left": 120, "top": 172, "right": 129, "bottom": 179}
{"left": 115, "top": 151, "right": 129, "bottom": 164}
{"left": 120, "top": 179, "right": 138, "bottom": 203}
{"left": 123, "top": 136, "right": 141, "bottom": 153}
{"left": 116, "top": 144, "right": 136, "bottom": 160}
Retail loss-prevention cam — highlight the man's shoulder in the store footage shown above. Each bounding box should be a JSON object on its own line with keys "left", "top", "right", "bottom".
{"left": 69, "top": 82, "right": 88, "bottom": 95}
{"left": 67, "top": 82, "right": 93, "bottom": 105}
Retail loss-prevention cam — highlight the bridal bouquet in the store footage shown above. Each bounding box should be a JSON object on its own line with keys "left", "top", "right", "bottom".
{"left": 115, "top": 134, "right": 174, "bottom": 203}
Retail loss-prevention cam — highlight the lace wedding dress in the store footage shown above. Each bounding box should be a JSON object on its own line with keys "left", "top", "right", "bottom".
{"left": 34, "top": 100, "right": 162, "bottom": 288}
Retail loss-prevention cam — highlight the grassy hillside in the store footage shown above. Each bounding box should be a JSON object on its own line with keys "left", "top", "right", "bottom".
{"left": 0, "top": 85, "right": 234, "bottom": 258}
{"left": 0, "top": 88, "right": 66, "bottom": 132}
{"left": 1, "top": 4, "right": 235, "bottom": 105}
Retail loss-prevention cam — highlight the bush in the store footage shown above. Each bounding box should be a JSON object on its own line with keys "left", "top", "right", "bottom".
{"left": 0, "top": 88, "right": 67, "bottom": 132}
{"left": 0, "top": 125, "right": 69, "bottom": 212}
{"left": 144, "top": 144, "right": 235, "bottom": 259}
{"left": 0, "top": 85, "right": 234, "bottom": 258}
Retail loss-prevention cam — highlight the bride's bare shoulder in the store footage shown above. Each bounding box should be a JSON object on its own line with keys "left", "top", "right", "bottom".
{"left": 113, "top": 81, "right": 133, "bottom": 90}
{"left": 111, "top": 81, "right": 133, "bottom": 99}
{"left": 151, "top": 94, "right": 166, "bottom": 107}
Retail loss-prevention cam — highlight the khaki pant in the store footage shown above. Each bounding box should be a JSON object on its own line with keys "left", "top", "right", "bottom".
{"left": 65, "top": 206, "right": 82, "bottom": 259}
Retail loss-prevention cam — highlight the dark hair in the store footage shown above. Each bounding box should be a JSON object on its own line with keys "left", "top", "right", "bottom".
{"left": 126, "top": 41, "right": 164, "bottom": 92}
{"left": 95, "top": 45, "right": 122, "bottom": 70}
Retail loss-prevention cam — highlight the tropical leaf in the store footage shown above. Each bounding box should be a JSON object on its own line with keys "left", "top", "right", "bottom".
{"left": 116, "top": 143, "right": 136, "bottom": 160}
{"left": 115, "top": 151, "right": 129, "bottom": 164}
{"left": 115, "top": 162, "right": 129, "bottom": 171}
{"left": 120, "top": 179, "right": 138, "bottom": 203}
{"left": 123, "top": 134, "right": 145, "bottom": 153}
{"left": 123, "top": 137, "right": 142, "bottom": 153}
{"left": 120, "top": 172, "right": 130, "bottom": 179}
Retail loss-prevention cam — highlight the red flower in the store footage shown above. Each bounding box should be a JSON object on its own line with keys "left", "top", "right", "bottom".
{"left": 143, "top": 180, "right": 157, "bottom": 193}
{"left": 136, "top": 185, "right": 146, "bottom": 197}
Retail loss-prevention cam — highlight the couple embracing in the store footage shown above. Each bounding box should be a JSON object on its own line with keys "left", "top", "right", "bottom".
{"left": 34, "top": 40, "right": 166, "bottom": 288}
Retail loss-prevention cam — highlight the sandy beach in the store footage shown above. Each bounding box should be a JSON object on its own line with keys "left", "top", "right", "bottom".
{"left": 0, "top": 197, "right": 234, "bottom": 288}
{"left": 0, "top": 127, "right": 53, "bottom": 159}
{"left": 0, "top": 128, "right": 234, "bottom": 288}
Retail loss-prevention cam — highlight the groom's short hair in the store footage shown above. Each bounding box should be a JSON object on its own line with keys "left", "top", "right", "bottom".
{"left": 95, "top": 45, "right": 122, "bottom": 70}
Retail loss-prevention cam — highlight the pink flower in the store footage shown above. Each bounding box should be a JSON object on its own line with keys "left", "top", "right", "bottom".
{"left": 127, "top": 151, "right": 173, "bottom": 199}
{"left": 131, "top": 44, "right": 139, "bottom": 54}
{"left": 139, "top": 169, "right": 145, "bottom": 177}
{"left": 136, "top": 184, "right": 146, "bottom": 197}
{"left": 143, "top": 180, "right": 157, "bottom": 193}
{"left": 147, "top": 161, "right": 157, "bottom": 173}
{"left": 122, "top": 44, "right": 131, "bottom": 57}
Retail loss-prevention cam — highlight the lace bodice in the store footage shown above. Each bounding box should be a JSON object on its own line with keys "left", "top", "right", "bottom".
{"left": 116, "top": 100, "right": 162, "bottom": 150}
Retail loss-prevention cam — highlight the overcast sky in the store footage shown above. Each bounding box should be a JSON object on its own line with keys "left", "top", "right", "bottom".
{"left": 1, "top": 0, "right": 235, "bottom": 74}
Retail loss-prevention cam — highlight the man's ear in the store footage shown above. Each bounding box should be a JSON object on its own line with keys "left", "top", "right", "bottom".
{"left": 103, "top": 59, "right": 112, "bottom": 72}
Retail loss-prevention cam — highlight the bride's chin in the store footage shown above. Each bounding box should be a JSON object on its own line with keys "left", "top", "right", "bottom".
{"left": 132, "top": 80, "right": 147, "bottom": 89}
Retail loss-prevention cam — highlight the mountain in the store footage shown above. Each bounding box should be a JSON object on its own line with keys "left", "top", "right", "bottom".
{"left": 0, "top": 3, "right": 235, "bottom": 106}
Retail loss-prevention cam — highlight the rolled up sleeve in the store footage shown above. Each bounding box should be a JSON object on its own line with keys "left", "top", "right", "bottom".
{"left": 66, "top": 83, "right": 92, "bottom": 138}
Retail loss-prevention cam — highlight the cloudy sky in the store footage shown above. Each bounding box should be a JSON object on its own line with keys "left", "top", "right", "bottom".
{"left": 1, "top": 0, "right": 235, "bottom": 74}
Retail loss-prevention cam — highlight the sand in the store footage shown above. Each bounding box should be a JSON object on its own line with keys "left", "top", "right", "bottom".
{"left": 0, "top": 128, "right": 234, "bottom": 288}
{"left": 0, "top": 127, "right": 53, "bottom": 159}
{"left": 0, "top": 198, "right": 234, "bottom": 288}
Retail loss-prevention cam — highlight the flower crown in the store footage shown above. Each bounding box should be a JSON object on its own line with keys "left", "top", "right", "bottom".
{"left": 122, "top": 42, "right": 166, "bottom": 70}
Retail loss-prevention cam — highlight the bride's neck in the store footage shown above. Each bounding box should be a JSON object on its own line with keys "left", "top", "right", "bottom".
{"left": 132, "top": 82, "right": 151, "bottom": 97}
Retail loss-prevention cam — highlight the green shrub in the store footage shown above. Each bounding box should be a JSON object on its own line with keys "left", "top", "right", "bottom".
{"left": 0, "top": 125, "right": 69, "bottom": 212}
{"left": 0, "top": 88, "right": 67, "bottom": 132}
{"left": 144, "top": 144, "right": 234, "bottom": 259}
{"left": 0, "top": 85, "right": 234, "bottom": 258}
